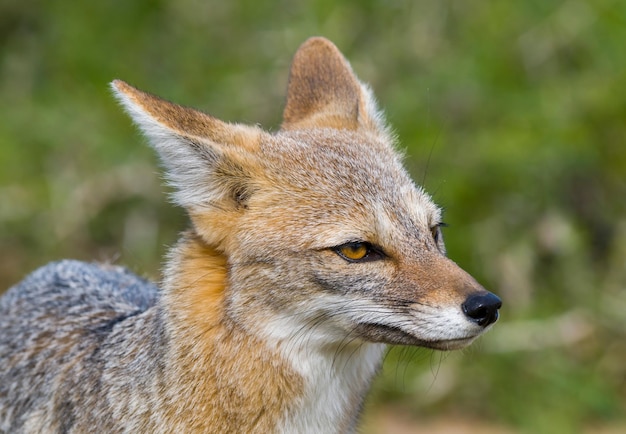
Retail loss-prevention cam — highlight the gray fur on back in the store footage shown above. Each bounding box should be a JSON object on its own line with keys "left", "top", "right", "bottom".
{"left": 1, "top": 260, "right": 158, "bottom": 312}
{"left": 0, "top": 260, "right": 163, "bottom": 433}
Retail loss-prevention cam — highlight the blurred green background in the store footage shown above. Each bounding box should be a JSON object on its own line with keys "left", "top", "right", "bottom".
{"left": 1, "top": 0, "right": 624, "bottom": 432}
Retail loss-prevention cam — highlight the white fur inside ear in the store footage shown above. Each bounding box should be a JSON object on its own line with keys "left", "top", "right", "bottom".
{"left": 111, "top": 82, "right": 222, "bottom": 209}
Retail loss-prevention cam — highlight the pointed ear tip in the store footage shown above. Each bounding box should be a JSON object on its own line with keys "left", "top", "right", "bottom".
{"left": 110, "top": 79, "right": 134, "bottom": 97}
{"left": 109, "top": 80, "right": 146, "bottom": 121}
{"left": 302, "top": 36, "right": 334, "bottom": 46}
{"left": 110, "top": 79, "right": 123, "bottom": 91}
{"left": 298, "top": 36, "right": 341, "bottom": 55}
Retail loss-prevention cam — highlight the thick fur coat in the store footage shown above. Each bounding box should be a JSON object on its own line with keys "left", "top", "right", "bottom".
{"left": 0, "top": 37, "right": 500, "bottom": 433}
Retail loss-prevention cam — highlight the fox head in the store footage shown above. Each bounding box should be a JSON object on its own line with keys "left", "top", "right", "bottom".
{"left": 112, "top": 37, "right": 500, "bottom": 351}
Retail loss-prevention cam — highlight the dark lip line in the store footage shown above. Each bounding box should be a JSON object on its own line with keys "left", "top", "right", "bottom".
{"left": 355, "top": 321, "right": 477, "bottom": 348}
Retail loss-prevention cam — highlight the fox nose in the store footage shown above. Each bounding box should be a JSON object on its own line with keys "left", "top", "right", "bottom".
{"left": 462, "top": 292, "right": 502, "bottom": 327}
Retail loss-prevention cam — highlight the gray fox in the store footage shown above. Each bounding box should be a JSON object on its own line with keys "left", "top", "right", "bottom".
{"left": 0, "top": 37, "right": 501, "bottom": 433}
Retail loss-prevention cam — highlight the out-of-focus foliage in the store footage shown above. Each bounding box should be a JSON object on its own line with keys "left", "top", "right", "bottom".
{"left": 1, "top": 1, "right": 624, "bottom": 432}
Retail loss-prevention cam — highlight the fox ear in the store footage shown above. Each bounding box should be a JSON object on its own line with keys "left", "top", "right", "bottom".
{"left": 111, "top": 80, "right": 261, "bottom": 214}
{"left": 281, "top": 37, "right": 387, "bottom": 135}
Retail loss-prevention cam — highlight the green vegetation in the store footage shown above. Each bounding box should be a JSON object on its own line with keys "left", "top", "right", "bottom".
{"left": 1, "top": 1, "right": 624, "bottom": 432}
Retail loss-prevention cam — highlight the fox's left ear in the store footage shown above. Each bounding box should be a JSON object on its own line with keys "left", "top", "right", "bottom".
{"left": 281, "top": 37, "right": 389, "bottom": 138}
{"left": 111, "top": 80, "right": 262, "bottom": 244}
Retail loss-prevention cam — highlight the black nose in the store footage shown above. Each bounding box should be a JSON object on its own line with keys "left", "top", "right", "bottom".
{"left": 462, "top": 292, "right": 502, "bottom": 327}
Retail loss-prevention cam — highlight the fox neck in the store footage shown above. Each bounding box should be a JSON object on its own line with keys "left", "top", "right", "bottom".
{"left": 159, "top": 231, "right": 386, "bottom": 433}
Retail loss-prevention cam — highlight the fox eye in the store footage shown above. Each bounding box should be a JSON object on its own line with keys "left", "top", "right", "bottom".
{"left": 431, "top": 226, "right": 441, "bottom": 243}
{"left": 339, "top": 243, "right": 368, "bottom": 260}
{"left": 333, "top": 242, "right": 383, "bottom": 263}
{"left": 431, "top": 223, "right": 448, "bottom": 250}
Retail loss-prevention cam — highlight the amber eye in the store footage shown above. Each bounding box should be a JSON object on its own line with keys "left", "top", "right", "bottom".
{"left": 338, "top": 242, "right": 368, "bottom": 260}
{"left": 333, "top": 241, "right": 384, "bottom": 263}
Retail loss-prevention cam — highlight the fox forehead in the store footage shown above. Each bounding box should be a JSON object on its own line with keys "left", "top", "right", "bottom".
{"left": 244, "top": 128, "right": 442, "bottom": 248}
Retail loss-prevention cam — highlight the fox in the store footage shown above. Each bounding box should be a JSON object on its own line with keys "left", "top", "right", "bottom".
{"left": 0, "top": 37, "right": 501, "bottom": 433}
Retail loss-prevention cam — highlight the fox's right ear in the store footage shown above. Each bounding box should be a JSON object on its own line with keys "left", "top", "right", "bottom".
{"left": 111, "top": 80, "right": 262, "bottom": 218}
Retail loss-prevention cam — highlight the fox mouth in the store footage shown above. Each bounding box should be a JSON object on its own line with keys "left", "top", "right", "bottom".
{"left": 354, "top": 322, "right": 477, "bottom": 350}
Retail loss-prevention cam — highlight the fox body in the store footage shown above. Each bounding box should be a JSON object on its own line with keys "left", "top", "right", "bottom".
{"left": 0, "top": 37, "right": 501, "bottom": 433}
